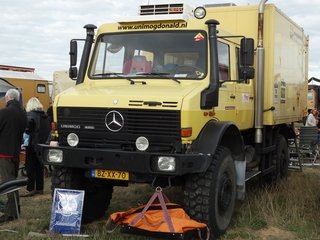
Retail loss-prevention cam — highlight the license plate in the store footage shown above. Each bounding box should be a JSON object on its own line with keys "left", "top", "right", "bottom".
{"left": 92, "top": 169, "right": 129, "bottom": 181}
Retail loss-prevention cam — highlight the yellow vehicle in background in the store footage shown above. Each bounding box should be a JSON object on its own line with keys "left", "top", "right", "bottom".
{"left": 37, "top": 0, "right": 308, "bottom": 238}
{"left": 0, "top": 77, "right": 23, "bottom": 109}
{"left": 0, "top": 65, "right": 51, "bottom": 110}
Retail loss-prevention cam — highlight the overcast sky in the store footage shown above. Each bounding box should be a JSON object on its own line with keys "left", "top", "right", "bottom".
{"left": 0, "top": 0, "right": 319, "bottom": 81}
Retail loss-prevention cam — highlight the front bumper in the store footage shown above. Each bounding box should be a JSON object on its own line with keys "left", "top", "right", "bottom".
{"left": 37, "top": 144, "right": 212, "bottom": 176}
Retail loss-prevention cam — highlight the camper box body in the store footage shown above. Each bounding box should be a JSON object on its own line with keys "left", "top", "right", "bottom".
{"left": 207, "top": 3, "right": 308, "bottom": 125}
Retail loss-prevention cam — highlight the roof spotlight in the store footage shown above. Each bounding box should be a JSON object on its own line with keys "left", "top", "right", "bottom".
{"left": 194, "top": 7, "right": 206, "bottom": 19}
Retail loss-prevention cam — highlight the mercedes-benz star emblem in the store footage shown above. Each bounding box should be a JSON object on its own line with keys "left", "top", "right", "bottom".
{"left": 105, "top": 111, "right": 124, "bottom": 132}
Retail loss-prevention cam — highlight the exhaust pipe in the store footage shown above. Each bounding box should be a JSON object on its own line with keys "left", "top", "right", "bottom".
{"left": 248, "top": 0, "right": 268, "bottom": 169}
{"left": 255, "top": 0, "right": 268, "bottom": 144}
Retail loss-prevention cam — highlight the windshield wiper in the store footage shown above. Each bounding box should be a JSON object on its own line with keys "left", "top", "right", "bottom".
{"left": 92, "top": 73, "right": 135, "bottom": 84}
{"left": 136, "top": 72, "right": 180, "bottom": 84}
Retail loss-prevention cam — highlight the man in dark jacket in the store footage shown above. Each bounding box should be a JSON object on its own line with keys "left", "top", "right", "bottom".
{"left": 0, "top": 89, "right": 27, "bottom": 222}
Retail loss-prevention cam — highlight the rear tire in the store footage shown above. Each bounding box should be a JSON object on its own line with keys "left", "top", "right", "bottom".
{"left": 183, "top": 146, "right": 236, "bottom": 238}
{"left": 263, "top": 135, "right": 289, "bottom": 185}
{"left": 51, "top": 166, "right": 113, "bottom": 223}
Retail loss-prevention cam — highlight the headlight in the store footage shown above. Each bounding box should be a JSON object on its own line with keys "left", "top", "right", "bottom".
{"left": 136, "top": 136, "right": 149, "bottom": 151}
{"left": 158, "top": 156, "right": 176, "bottom": 172}
{"left": 194, "top": 7, "right": 206, "bottom": 19}
{"left": 67, "top": 133, "right": 79, "bottom": 147}
{"left": 47, "top": 149, "right": 63, "bottom": 163}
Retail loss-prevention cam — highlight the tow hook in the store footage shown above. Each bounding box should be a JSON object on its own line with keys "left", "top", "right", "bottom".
{"left": 151, "top": 176, "right": 172, "bottom": 189}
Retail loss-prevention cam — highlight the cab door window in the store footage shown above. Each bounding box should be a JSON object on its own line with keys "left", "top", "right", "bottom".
{"left": 217, "top": 41, "right": 229, "bottom": 80}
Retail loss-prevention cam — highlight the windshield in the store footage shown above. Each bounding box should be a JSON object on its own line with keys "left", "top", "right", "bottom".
{"left": 88, "top": 31, "right": 207, "bottom": 80}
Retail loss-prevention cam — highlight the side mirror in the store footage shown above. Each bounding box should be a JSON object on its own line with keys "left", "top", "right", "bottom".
{"left": 69, "top": 67, "right": 77, "bottom": 79}
{"left": 239, "top": 67, "right": 254, "bottom": 79}
{"left": 240, "top": 38, "right": 254, "bottom": 66}
{"left": 70, "top": 40, "right": 78, "bottom": 67}
{"left": 69, "top": 40, "right": 79, "bottom": 80}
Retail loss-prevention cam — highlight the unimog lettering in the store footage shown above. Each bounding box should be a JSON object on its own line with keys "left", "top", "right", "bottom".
{"left": 60, "top": 124, "right": 81, "bottom": 129}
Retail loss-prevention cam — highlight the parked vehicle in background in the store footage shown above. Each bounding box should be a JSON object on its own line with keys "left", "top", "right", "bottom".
{"left": 0, "top": 77, "right": 23, "bottom": 109}
{"left": 37, "top": 0, "right": 308, "bottom": 238}
{"left": 51, "top": 70, "right": 75, "bottom": 103}
{"left": 0, "top": 65, "right": 51, "bottom": 110}
{"left": 307, "top": 77, "right": 320, "bottom": 112}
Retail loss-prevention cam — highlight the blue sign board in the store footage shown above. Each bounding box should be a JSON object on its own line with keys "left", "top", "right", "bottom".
{"left": 49, "top": 188, "right": 85, "bottom": 234}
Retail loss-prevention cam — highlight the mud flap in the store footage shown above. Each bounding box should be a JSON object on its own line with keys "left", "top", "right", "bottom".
{"left": 234, "top": 159, "right": 246, "bottom": 200}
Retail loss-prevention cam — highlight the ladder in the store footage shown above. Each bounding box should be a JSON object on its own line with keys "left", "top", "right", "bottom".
{"left": 288, "top": 138, "right": 302, "bottom": 171}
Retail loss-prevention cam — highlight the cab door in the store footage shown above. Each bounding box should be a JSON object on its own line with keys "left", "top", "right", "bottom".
{"left": 215, "top": 41, "right": 236, "bottom": 122}
{"left": 234, "top": 48, "right": 254, "bottom": 130}
{"left": 235, "top": 82, "right": 254, "bottom": 130}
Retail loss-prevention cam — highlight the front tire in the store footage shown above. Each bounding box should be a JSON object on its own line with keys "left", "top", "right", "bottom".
{"left": 184, "top": 146, "right": 236, "bottom": 238}
{"left": 51, "top": 167, "right": 113, "bottom": 223}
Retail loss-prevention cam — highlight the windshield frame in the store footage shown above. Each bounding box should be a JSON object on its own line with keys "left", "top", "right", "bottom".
{"left": 88, "top": 30, "right": 208, "bottom": 81}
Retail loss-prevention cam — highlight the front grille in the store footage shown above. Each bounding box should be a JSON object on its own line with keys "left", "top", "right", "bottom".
{"left": 57, "top": 107, "right": 181, "bottom": 149}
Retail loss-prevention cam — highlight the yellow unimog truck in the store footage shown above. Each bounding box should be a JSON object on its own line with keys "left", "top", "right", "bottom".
{"left": 37, "top": 0, "right": 308, "bottom": 238}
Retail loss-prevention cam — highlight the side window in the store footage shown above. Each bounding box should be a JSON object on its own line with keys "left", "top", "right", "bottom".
{"left": 37, "top": 84, "right": 46, "bottom": 93}
{"left": 236, "top": 47, "right": 240, "bottom": 80}
{"left": 163, "top": 52, "right": 198, "bottom": 72}
{"left": 133, "top": 50, "right": 153, "bottom": 62}
{"left": 163, "top": 53, "right": 179, "bottom": 73}
{"left": 217, "top": 42, "right": 229, "bottom": 80}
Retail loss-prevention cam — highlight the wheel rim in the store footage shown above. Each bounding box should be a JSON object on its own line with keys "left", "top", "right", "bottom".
{"left": 218, "top": 173, "right": 233, "bottom": 212}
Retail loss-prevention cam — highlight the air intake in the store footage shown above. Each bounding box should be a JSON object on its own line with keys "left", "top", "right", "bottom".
{"left": 139, "top": 3, "right": 194, "bottom": 18}
{"left": 119, "top": 3, "right": 194, "bottom": 23}
{"left": 140, "top": 4, "right": 186, "bottom": 15}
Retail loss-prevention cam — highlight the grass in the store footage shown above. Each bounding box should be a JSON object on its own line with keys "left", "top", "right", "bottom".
{"left": 1, "top": 167, "right": 320, "bottom": 239}
{"left": 222, "top": 168, "right": 320, "bottom": 239}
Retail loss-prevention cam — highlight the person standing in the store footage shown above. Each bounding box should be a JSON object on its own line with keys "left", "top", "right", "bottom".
{"left": 0, "top": 89, "right": 27, "bottom": 223}
{"left": 305, "top": 108, "right": 318, "bottom": 127}
{"left": 20, "top": 97, "right": 51, "bottom": 197}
